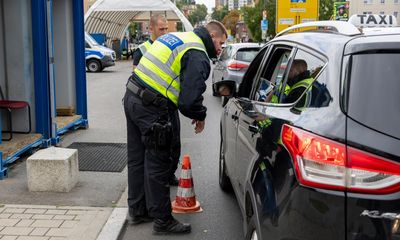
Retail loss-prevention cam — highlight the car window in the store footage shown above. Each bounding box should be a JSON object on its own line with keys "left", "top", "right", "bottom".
{"left": 347, "top": 52, "right": 400, "bottom": 139}
{"left": 235, "top": 48, "right": 260, "bottom": 62}
{"left": 281, "top": 49, "right": 326, "bottom": 109}
{"left": 254, "top": 47, "right": 292, "bottom": 102}
{"left": 237, "top": 47, "right": 269, "bottom": 98}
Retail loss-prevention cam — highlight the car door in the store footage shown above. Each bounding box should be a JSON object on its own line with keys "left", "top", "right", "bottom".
{"left": 222, "top": 46, "right": 269, "bottom": 196}
{"left": 234, "top": 45, "right": 294, "bottom": 208}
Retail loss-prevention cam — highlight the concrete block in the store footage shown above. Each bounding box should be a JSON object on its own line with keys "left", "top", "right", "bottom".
{"left": 27, "top": 147, "right": 79, "bottom": 192}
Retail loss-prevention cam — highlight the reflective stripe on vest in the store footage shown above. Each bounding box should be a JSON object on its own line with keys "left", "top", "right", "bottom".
{"left": 134, "top": 32, "right": 207, "bottom": 105}
{"left": 289, "top": 77, "right": 314, "bottom": 109}
{"left": 138, "top": 40, "right": 152, "bottom": 55}
{"left": 271, "top": 84, "right": 290, "bottom": 103}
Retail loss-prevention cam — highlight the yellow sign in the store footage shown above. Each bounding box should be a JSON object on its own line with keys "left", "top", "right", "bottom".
{"left": 276, "top": 0, "right": 318, "bottom": 33}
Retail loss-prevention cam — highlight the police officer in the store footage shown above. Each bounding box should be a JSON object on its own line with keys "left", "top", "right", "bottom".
{"left": 132, "top": 14, "right": 180, "bottom": 186}
{"left": 123, "top": 21, "right": 227, "bottom": 234}
{"left": 132, "top": 14, "right": 169, "bottom": 71}
{"left": 284, "top": 59, "right": 314, "bottom": 108}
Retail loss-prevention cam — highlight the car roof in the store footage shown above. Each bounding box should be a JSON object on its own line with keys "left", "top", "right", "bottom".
{"left": 227, "top": 43, "right": 264, "bottom": 49}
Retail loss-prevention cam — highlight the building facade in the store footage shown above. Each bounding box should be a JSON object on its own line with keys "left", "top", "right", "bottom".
{"left": 349, "top": 0, "right": 400, "bottom": 24}
{"left": 228, "top": 0, "right": 253, "bottom": 10}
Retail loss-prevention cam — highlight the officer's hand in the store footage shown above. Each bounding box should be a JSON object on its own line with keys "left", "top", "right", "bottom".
{"left": 192, "top": 120, "right": 205, "bottom": 134}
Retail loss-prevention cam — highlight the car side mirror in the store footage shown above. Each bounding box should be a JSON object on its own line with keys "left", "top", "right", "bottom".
{"left": 213, "top": 81, "right": 236, "bottom": 98}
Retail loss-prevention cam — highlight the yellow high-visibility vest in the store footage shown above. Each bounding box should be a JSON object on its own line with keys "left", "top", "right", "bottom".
{"left": 138, "top": 40, "right": 152, "bottom": 56}
{"left": 134, "top": 32, "right": 207, "bottom": 105}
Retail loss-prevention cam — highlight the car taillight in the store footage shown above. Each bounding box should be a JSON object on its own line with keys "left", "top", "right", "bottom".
{"left": 282, "top": 124, "right": 400, "bottom": 195}
{"left": 227, "top": 61, "right": 248, "bottom": 71}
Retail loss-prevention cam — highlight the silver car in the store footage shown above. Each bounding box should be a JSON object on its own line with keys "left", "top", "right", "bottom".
{"left": 212, "top": 43, "right": 262, "bottom": 100}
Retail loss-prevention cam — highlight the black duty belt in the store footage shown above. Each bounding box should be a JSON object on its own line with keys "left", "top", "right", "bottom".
{"left": 126, "top": 78, "right": 169, "bottom": 109}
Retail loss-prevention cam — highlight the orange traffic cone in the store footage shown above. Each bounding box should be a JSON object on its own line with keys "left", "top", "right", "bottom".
{"left": 172, "top": 155, "right": 203, "bottom": 213}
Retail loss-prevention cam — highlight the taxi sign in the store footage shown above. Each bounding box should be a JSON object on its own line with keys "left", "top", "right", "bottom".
{"left": 348, "top": 14, "right": 398, "bottom": 28}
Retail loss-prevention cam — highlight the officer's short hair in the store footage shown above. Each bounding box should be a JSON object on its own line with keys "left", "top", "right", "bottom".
{"left": 206, "top": 20, "right": 228, "bottom": 38}
{"left": 150, "top": 14, "right": 167, "bottom": 27}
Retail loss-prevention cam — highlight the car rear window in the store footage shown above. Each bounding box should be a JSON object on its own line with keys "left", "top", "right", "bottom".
{"left": 348, "top": 53, "right": 400, "bottom": 139}
{"left": 235, "top": 48, "right": 260, "bottom": 62}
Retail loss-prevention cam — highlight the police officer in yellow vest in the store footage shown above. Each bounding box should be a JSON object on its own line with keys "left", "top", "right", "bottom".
{"left": 132, "top": 14, "right": 169, "bottom": 71}
{"left": 132, "top": 15, "right": 180, "bottom": 187}
{"left": 283, "top": 59, "right": 314, "bottom": 108}
{"left": 123, "top": 21, "right": 227, "bottom": 234}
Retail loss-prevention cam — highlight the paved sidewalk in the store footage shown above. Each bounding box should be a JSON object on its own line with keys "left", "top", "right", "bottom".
{"left": 0, "top": 204, "right": 113, "bottom": 240}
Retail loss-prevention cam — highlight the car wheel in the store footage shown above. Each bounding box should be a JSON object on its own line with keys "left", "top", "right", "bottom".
{"left": 222, "top": 96, "right": 229, "bottom": 107}
{"left": 245, "top": 215, "right": 259, "bottom": 240}
{"left": 86, "top": 59, "right": 102, "bottom": 72}
{"left": 219, "top": 137, "right": 232, "bottom": 191}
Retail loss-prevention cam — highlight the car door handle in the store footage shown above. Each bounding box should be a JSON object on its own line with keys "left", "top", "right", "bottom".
{"left": 248, "top": 125, "right": 259, "bottom": 133}
{"left": 231, "top": 114, "right": 239, "bottom": 120}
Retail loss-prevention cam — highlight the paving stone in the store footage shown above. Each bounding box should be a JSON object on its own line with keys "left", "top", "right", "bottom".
{"left": 59, "top": 221, "right": 77, "bottom": 229}
{"left": 29, "top": 228, "right": 49, "bottom": 236}
{"left": 3, "top": 209, "right": 25, "bottom": 214}
{"left": 1, "top": 236, "right": 18, "bottom": 240}
{"left": 0, "top": 214, "right": 12, "bottom": 219}
{"left": 24, "top": 210, "right": 46, "bottom": 215}
{"left": 51, "top": 216, "right": 74, "bottom": 221}
{"left": 16, "top": 237, "right": 50, "bottom": 240}
{"left": 15, "top": 220, "right": 34, "bottom": 227}
{"left": 10, "top": 215, "right": 33, "bottom": 220}
{"left": 45, "top": 228, "right": 72, "bottom": 237}
{"left": 44, "top": 211, "right": 66, "bottom": 216}
{"left": 0, "top": 206, "right": 5, "bottom": 213}
{"left": 0, "top": 219, "right": 20, "bottom": 227}
{"left": 30, "top": 220, "right": 63, "bottom": 228}
{"left": 49, "top": 237, "right": 65, "bottom": 240}
{"left": 0, "top": 227, "right": 33, "bottom": 235}
{"left": 31, "top": 216, "right": 53, "bottom": 220}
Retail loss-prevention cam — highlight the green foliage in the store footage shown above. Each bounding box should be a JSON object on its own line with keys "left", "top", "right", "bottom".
{"left": 242, "top": 0, "right": 276, "bottom": 41}
{"left": 188, "top": 4, "right": 208, "bottom": 26}
{"left": 319, "top": 0, "right": 334, "bottom": 20}
{"left": 211, "top": 5, "right": 229, "bottom": 22}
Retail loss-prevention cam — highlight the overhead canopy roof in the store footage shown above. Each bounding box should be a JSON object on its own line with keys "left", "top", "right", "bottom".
{"left": 84, "top": 0, "right": 193, "bottom": 45}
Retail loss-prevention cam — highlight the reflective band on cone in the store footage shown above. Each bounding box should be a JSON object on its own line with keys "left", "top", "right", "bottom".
{"left": 172, "top": 155, "right": 203, "bottom": 214}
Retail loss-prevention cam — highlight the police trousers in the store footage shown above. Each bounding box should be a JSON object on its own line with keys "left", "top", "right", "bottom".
{"left": 123, "top": 89, "right": 180, "bottom": 220}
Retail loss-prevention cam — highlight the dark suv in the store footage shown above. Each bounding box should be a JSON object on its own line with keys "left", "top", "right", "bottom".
{"left": 217, "top": 18, "right": 400, "bottom": 240}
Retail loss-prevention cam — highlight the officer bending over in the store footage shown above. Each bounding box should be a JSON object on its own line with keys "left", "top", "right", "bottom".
{"left": 123, "top": 21, "right": 227, "bottom": 234}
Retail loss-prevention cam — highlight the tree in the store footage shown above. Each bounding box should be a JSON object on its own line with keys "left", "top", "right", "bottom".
{"left": 242, "top": 0, "right": 276, "bottom": 41}
{"left": 222, "top": 10, "right": 241, "bottom": 36}
{"left": 188, "top": 4, "right": 208, "bottom": 26}
{"left": 319, "top": 0, "right": 334, "bottom": 20}
{"left": 211, "top": 5, "right": 229, "bottom": 22}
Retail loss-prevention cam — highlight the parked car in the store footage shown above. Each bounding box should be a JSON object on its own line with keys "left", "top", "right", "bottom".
{"left": 212, "top": 43, "right": 262, "bottom": 105}
{"left": 216, "top": 16, "right": 400, "bottom": 240}
{"left": 85, "top": 32, "right": 116, "bottom": 72}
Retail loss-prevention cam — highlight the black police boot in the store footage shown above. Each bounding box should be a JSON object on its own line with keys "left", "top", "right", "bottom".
{"left": 127, "top": 209, "right": 153, "bottom": 225}
{"left": 153, "top": 217, "right": 191, "bottom": 235}
{"left": 169, "top": 175, "right": 179, "bottom": 186}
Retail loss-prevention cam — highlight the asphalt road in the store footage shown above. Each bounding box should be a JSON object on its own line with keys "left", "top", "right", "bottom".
{"left": 114, "top": 61, "right": 244, "bottom": 240}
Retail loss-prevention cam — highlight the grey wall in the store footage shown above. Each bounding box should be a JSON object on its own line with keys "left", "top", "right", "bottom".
{"left": 53, "top": 0, "right": 76, "bottom": 110}
{"left": 1, "top": 0, "right": 35, "bottom": 133}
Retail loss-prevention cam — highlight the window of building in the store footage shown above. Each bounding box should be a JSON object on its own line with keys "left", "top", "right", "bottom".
{"left": 380, "top": 11, "right": 385, "bottom": 14}
{"left": 395, "top": 0, "right": 399, "bottom": 4}
{"left": 394, "top": 11, "right": 398, "bottom": 17}
{"left": 364, "top": 0, "right": 373, "bottom": 4}
{"left": 381, "top": 0, "right": 385, "bottom": 3}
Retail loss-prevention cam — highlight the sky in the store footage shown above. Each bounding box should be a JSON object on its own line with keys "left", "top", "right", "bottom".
{"left": 196, "top": 0, "right": 215, "bottom": 12}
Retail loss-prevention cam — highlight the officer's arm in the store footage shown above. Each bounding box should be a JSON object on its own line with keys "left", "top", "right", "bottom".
{"left": 132, "top": 49, "right": 143, "bottom": 70}
{"left": 178, "top": 50, "right": 210, "bottom": 121}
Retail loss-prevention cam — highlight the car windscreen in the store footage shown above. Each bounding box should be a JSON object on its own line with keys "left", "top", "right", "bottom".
{"left": 85, "top": 32, "right": 100, "bottom": 47}
{"left": 235, "top": 48, "right": 260, "bottom": 62}
{"left": 348, "top": 52, "right": 400, "bottom": 139}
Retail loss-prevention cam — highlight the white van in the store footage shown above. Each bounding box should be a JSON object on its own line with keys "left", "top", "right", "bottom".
{"left": 85, "top": 32, "right": 116, "bottom": 72}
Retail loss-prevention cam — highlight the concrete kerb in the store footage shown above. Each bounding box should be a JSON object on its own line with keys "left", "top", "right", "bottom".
{"left": 96, "top": 207, "right": 128, "bottom": 240}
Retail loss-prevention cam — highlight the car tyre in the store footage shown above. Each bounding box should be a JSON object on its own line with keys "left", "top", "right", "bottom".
{"left": 219, "top": 138, "right": 232, "bottom": 191}
{"left": 86, "top": 59, "right": 102, "bottom": 72}
{"left": 245, "top": 215, "right": 259, "bottom": 240}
